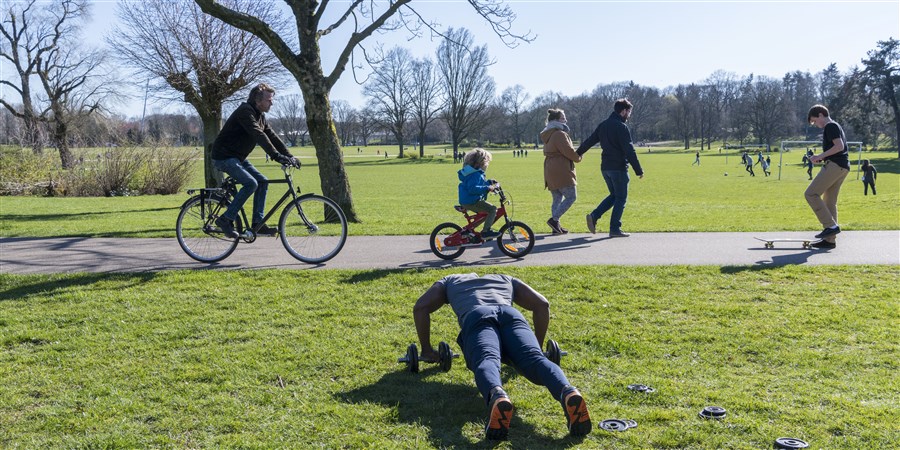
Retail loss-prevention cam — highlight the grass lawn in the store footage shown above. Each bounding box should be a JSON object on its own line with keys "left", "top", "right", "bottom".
{"left": 1, "top": 147, "right": 897, "bottom": 237}
{"left": 1, "top": 266, "right": 897, "bottom": 449}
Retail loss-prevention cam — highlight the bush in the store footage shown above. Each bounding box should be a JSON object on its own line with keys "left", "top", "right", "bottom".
{"left": 0, "top": 148, "right": 61, "bottom": 196}
{"left": 139, "top": 147, "right": 196, "bottom": 195}
{"left": 63, "top": 148, "right": 144, "bottom": 197}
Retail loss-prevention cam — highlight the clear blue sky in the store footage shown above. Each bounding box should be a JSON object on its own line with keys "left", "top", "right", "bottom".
{"left": 84, "top": 0, "right": 899, "bottom": 117}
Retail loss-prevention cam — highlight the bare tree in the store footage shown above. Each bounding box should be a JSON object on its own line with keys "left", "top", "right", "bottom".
{"left": 409, "top": 57, "right": 443, "bottom": 156}
{"left": 38, "top": 43, "right": 112, "bottom": 168}
{"left": 270, "top": 93, "right": 306, "bottom": 147}
{"left": 499, "top": 84, "right": 530, "bottom": 147}
{"left": 363, "top": 47, "right": 413, "bottom": 157}
{"left": 331, "top": 100, "right": 356, "bottom": 146}
{"left": 356, "top": 105, "right": 378, "bottom": 147}
{"left": 741, "top": 75, "right": 788, "bottom": 147}
{"left": 437, "top": 28, "right": 495, "bottom": 157}
{"left": 111, "top": 0, "right": 285, "bottom": 187}
{"left": 1, "top": 0, "right": 88, "bottom": 154}
{"left": 194, "top": 0, "right": 533, "bottom": 222}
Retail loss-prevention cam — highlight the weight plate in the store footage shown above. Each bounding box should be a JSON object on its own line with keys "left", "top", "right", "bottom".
{"left": 774, "top": 437, "right": 809, "bottom": 449}
{"left": 546, "top": 339, "right": 561, "bottom": 366}
{"left": 439, "top": 341, "right": 452, "bottom": 372}
{"left": 627, "top": 384, "right": 655, "bottom": 393}
{"left": 407, "top": 343, "right": 419, "bottom": 373}
{"left": 599, "top": 419, "right": 629, "bottom": 432}
{"left": 623, "top": 419, "right": 638, "bottom": 429}
{"left": 699, "top": 406, "right": 727, "bottom": 419}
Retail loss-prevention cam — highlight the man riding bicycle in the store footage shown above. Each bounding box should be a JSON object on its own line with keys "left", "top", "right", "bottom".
{"left": 211, "top": 83, "right": 299, "bottom": 238}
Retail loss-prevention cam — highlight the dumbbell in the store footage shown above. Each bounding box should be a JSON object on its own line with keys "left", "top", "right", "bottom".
{"left": 544, "top": 339, "right": 568, "bottom": 366}
{"left": 398, "top": 341, "right": 459, "bottom": 373}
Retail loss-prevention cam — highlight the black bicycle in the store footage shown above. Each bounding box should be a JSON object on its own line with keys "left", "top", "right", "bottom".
{"left": 176, "top": 164, "right": 348, "bottom": 264}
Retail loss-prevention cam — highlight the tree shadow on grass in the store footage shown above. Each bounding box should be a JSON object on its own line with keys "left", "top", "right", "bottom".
{"left": 338, "top": 368, "right": 587, "bottom": 449}
{"left": 0, "top": 272, "right": 159, "bottom": 302}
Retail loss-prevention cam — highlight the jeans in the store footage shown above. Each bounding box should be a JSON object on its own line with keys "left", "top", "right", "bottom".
{"left": 550, "top": 185, "right": 577, "bottom": 221}
{"left": 457, "top": 305, "right": 570, "bottom": 405}
{"left": 213, "top": 158, "right": 268, "bottom": 225}
{"left": 590, "top": 170, "right": 630, "bottom": 232}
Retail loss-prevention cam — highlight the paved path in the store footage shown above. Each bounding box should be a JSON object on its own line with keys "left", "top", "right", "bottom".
{"left": 1, "top": 231, "right": 897, "bottom": 274}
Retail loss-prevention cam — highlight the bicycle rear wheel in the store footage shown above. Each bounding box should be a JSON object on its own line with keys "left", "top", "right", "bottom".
{"left": 279, "top": 194, "right": 348, "bottom": 264}
{"left": 176, "top": 195, "right": 240, "bottom": 263}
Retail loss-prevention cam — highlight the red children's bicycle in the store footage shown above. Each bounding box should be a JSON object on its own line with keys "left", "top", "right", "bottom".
{"left": 429, "top": 181, "right": 535, "bottom": 260}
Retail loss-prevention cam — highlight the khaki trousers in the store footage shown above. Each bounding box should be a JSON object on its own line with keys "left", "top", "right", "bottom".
{"left": 804, "top": 161, "right": 849, "bottom": 243}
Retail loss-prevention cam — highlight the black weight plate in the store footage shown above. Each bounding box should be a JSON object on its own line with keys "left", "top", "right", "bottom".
{"left": 699, "top": 406, "right": 727, "bottom": 419}
{"left": 439, "top": 341, "right": 452, "bottom": 372}
{"left": 407, "top": 343, "right": 419, "bottom": 373}
{"left": 774, "top": 437, "right": 809, "bottom": 449}
{"left": 599, "top": 419, "right": 629, "bottom": 432}
{"left": 546, "top": 339, "right": 561, "bottom": 366}
{"left": 627, "top": 384, "right": 655, "bottom": 393}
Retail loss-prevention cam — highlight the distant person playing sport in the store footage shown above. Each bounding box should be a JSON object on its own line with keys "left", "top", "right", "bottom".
{"left": 458, "top": 148, "right": 500, "bottom": 240}
{"left": 803, "top": 149, "right": 814, "bottom": 180}
{"left": 692, "top": 151, "right": 700, "bottom": 166}
{"left": 742, "top": 152, "right": 755, "bottom": 176}
{"left": 541, "top": 108, "right": 582, "bottom": 235}
{"left": 861, "top": 159, "right": 877, "bottom": 196}
{"left": 806, "top": 104, "right": 850, "bottom": 249}
{"left": 211, "top": 83, "right": 299, "bottom": 239}
{"left": 413, "top": 273, "right": 592, "bottom": 440}
{"left": 576, "top": 98, "right": 644, "bottom": 237}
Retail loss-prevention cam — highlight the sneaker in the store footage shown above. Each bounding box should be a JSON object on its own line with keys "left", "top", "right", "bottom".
{"left": 485, "top": 389, "right": 514, "bottom": 440}
{"left": 609, "top": 230, "right": 630, "bottom": 238}
{"left": 815, "top": 226, "right": 841, "bottom": 239}
{"left": 585, "top": 214, "right": 596, "bottom": 234}
{"left": 481, "top": 230, "right": 501, "bottom": 240}
{"left": 215, "top": 216, "right": 239, "bottom": 239}
{"left": 811, "top": 239, "right": 836, "bottom": 249}
{"left": 561, "top": 388, "right": 591, "bottom": 436}
{"left": 547, "top": 218, "right": 564, "bottom": 235}
{"left": 253, "top": 223, "right": 278, "bottom": 236}
{"left": 558, "top": 224, "right": 569, "bottom": 234}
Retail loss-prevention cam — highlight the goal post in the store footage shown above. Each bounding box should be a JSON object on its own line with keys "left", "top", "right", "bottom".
{"left": 778, "top": 140, "right": 864, "bottom": 180}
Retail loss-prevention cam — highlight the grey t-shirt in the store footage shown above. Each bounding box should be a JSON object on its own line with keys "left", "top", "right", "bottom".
{"left": 437, "top": 273, "right": 516, "bottom": 325}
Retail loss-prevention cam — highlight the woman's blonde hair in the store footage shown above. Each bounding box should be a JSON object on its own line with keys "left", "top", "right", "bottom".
{"left": 464, "top": 148, "right": 492, "bottom": 169}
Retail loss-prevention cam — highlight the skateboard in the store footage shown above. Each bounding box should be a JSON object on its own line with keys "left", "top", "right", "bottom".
{"left": 754, "top": 237, "right": 812, "bottom": 249}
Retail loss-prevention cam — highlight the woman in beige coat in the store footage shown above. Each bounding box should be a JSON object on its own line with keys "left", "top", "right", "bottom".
{"left": 541, "top": 108, "right": 582, "bottom": 234}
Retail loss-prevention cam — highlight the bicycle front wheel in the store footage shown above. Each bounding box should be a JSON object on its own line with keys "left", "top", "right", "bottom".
{"left": 176, "top": 195, "right": 239, "bottom": 263}
{"left": 497, "top": 220, "right": 535, "bottom": 258}
{"left": 279, "top": 194, "right": 348, "bottom": 264}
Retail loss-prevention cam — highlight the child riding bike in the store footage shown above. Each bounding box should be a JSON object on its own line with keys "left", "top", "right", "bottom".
{"left": 458, "top": 148, "right": 500, "bottom": 240}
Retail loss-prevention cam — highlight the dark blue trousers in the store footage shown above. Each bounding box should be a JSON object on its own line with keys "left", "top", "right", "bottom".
{"left": 457, "top": 305, "right": 569, "bottom": 405}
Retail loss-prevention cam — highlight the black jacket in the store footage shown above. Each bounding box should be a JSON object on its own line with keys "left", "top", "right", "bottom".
{"left": 211, "top": 102, "right": 293, "bottom": 161}
{"left": 576, "top": 112, "right": 643, "bottom": 176}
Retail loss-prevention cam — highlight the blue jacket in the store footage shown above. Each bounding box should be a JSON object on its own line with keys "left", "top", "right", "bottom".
{"left": 576, "top": 112, "right": 643, "bottom": 176}
{"left": 458, "top": 165, "right": 491, "bottom": 205}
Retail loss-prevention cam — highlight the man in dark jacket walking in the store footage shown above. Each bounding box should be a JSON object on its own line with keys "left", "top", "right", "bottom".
{"left": 211, "top": 83, "right": 299, "bottom": 238}
{"left": 576, "top": 99, "right": 644, "bottom": 237}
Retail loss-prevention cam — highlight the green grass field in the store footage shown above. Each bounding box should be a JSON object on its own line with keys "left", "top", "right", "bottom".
{"left": 1, "top": 266, "right": 897, "bottom": 449}
{"left": 0, "top": 146, "right": 897, "bottom": 237}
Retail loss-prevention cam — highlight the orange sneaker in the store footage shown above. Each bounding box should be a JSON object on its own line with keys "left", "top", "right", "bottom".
{"left": 561, "top": 388, "right": 591, "bottom": 436}
{"left": 485, "top": 392, "right": 514, "bottom": 440}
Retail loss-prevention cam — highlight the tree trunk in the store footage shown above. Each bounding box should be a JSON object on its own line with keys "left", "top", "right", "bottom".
{"left": 200, "top": 113, "right": 223, "bottom": 188}
{"left": 52, "top": 117, "right": 74, "bottom": 169}
{"left": 302, "top": 81, "right": 359, "bottom": 222}
{"left": 419, "top": 130, "right": 426, "bottom": 157}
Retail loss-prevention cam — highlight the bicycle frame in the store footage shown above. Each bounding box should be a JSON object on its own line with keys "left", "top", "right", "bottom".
{"left": 187, "top": 166, "right": 318, "bottom": 240}
{"left": 444, "top": 188, "right": 511, "bottom": 247}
